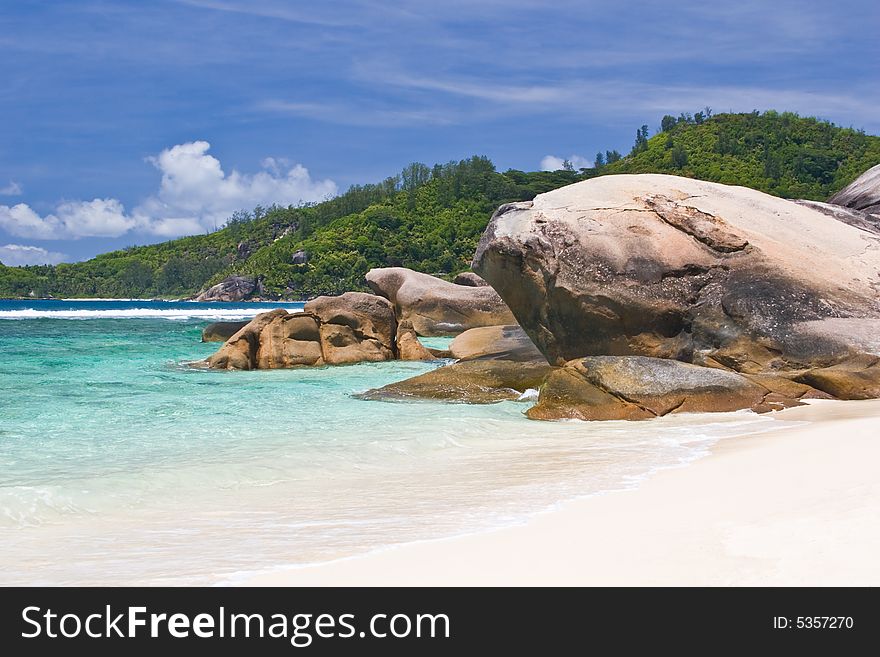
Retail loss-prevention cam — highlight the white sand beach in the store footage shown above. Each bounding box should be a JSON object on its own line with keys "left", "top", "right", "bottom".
{"left": 242, "top": 399, "right": 880, "bottom": 587}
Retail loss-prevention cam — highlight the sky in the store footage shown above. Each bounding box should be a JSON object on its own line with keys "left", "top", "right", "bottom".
{"left": 0, "top": 0, "right": 878, "bottom": 264}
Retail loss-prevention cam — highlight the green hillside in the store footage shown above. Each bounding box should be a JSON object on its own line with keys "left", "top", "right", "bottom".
{"left": 605, "top": 110, "right": 880, "bottom": 199}
{"left": 2, "top": 111, "right": 878, "bottom": 300}
{"left": 0, "top": 158, "right": 585, "bottom": 299}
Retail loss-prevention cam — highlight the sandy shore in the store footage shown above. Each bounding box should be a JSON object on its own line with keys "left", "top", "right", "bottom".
{"left": 241, "top": 399, "right": 880, "bottom": 586}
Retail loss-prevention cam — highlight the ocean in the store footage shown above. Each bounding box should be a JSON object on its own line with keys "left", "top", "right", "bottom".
{"left": 0, "top": 299, "right": 788, "bottom": 585}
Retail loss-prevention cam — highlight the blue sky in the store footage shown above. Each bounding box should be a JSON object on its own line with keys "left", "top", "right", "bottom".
{"left": 1, "top": 0, "right": 878, "bottom": 264}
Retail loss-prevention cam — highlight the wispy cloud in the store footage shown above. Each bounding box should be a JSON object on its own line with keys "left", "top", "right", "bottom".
{"left": 374, "top": 70, "right": 570, "bottom": 105}
{"left": 257, "top": 99, "right": 456, "bottom": 127}
{"left": 172, "top": 0, "right": 354, "bottom": 27}
{"left": 0, "top": 181, "right": 22, "bottom": 196}
{"left": 350, "top": 64, "right": 880, "bottom": 129}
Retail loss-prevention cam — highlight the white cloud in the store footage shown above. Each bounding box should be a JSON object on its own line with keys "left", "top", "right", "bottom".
{"left": 132, "top": 141, "right": 337, "bottom": 236}
{"left": 56, "top": 199, "right": 135, "bottom": 237}
{"left": 0, "top": 141, "right": 337, "bottom": 240}
{"left": 540, "top": 154, "right": 592, "bottom": 171}
{"left": 0, "top": 243, "right": 67, "bottom": 266}
{"left": 0, "top": 199, "right": 134, "bottom": 239}
{"left": 1, "top": 181, "right": 22, "bottom": 196}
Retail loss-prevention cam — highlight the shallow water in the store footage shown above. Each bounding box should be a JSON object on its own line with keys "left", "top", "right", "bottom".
{"left": 0, "top": 300, "right": 789, "bottom": 585}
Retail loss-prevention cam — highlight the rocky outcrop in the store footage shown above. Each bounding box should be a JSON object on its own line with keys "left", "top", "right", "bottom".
{"left": 207, "top": 292, "right": 398, "bottom": 369}
{"left": 396, "top": 320, "right": 436, "bottom": 361}
{"left": 473, "top": 174, "right": 880, "bottom": 375}
{"left": 829, "top": 163, "right": 880, "bottom": 217}
{"left": 365, "top": 267, "right": 516, "bottom": 336}
{"left": 527, "top": 356, "right": 796, "bottom": 421}
{"left": 206, "top": 309, "right": 288, "bottom": 370}
{"left": 358, "top": 359, "right": 554, "bottom": 404}
{"left": 201, "top": 320, "right": 249, "bottom": 342}
{"left": 291, "top": 249, "right": 309, "bottom": 265}
{"left": 303, "top": 292, "right": 397, "bottom": 365}
{"left": 195, "top": 275, "right": 258, "bottom": 302}
{"left": 361, "top": 324, "right": 551, "bottom": 403}
{"left": 237, "top": 241, "right": 253, "bottom": 259}
{"left": 453, "top": 271, "right": 490, "bottom": 287}
{"left": 253, "top": 313, "right": 325, "bottom": 368}
{"left": 795, "top": 200, "right": 880, "bottom": 236}
{"left": 450, "top": 325, "right": 546, "bottom": 362}
{"left": 793, "top": 355, "right": 880, "bottom": 400}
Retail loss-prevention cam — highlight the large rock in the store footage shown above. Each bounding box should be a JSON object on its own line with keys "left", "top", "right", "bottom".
{"left": 795, "top": 200, "right": 880, "bottom": 236}
{"left": 450, "top": 325, "right": 546, "bottom": 362}
{"left": 207, "top": 292, "right": 397, "bottom": 369}
{"left": 365, "top": 267, "right": 516, "bottom": 336}
{"left": 207, "top": 309, "right": 288, "bottom": 370}
{"left": 829, "top": 163, "right": 880, "bottom": 216}
{"left": 253, "top": 313, "right": 324, "bottom": 369}
{"left": 473, "top": 174, "right": 880, "bottom": 372}
{"left": 195, "top": 275, "right": 258, "bottom": 302}
{"left": 453, "top": 271, "right": 490, "bottom": 287}
{"left": 358, "top": 359, "right": 554, "bottom": 404}
{"left": 304, "top": 292, "right": 396, "bottom": 365}
{"left": 794, "top": 355, "right": 880, "bottom": 400}
{"left": 527, "top": 356, "right": 789, "bottom": 421}
{"left": 395, "top": 319, "right": 436, "bottom": 361}
{"left": 361, "top": 324, "right": 552, "bottom": 403}
{"left": 201, "top": 320, "right": 250, "bottom": 342}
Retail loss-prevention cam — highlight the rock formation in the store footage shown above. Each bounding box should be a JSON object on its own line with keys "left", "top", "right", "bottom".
{"left": 795, "top": 200, "right": 880, "bottom": 236}
{"left": 201, "top": 320, "right": 249, "bottom": 342}
{"left": 793, "top": 354, "right": 880, "bottom": 400}
{"left": 206, "top": 292, "right": 398, "bottom": 369}
{"left": 206, "top": 309, "right": 288, "bottom": 370}
{"left": 195, "top": 275, "right": 259, "bottom": 302}
{"left": 450, "top": 325, "right": 545, "bottom": 362}
{"left": 395, "top": 320, "right": 436, "bottom": 361}
{"left": 828, "top": 163, "right": 880, "bottom": 216}
{"left": 473, "top": 174, "right": 880, "bottom": 374}
{"left": 205, "top": 170, "right": 880, "bottom": 418}
{"left": 453, "top": 271, "right": 490, "bottom": 287}
{"left": 365, "top": 267, "right": 516, "bottom": 336}
{"left": 236, "top": 241, "right": 253, "bottom": 259}
{"left": 360, "top": 323, "right": 552, "bottom": 403}
{"left": 303, "top": 292, "right": 397, "bottom": 365}
{"left": 358, "top": 359, "right": 553, "bottom": 404}
{"left": 527, "top": 356, "right": 787, "bottom": 421}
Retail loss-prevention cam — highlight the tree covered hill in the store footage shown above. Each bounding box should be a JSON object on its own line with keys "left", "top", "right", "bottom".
{"left": 2, "top": 111, "right": 878, "bottom": 300}
{"left": 605, "top": 110, "right": 880, "bottom": 200}
{"left": 0, "top": 158, "right": 585, "bottom": 299}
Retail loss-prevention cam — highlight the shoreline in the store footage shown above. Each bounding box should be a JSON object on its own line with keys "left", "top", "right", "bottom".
{"left": 238, "top": 399, "right": 880, "bottom": 586}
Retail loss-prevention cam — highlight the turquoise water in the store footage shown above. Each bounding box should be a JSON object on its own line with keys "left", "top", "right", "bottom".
{"left": 0, "top": 300, "right": 785, "bottom": 585}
